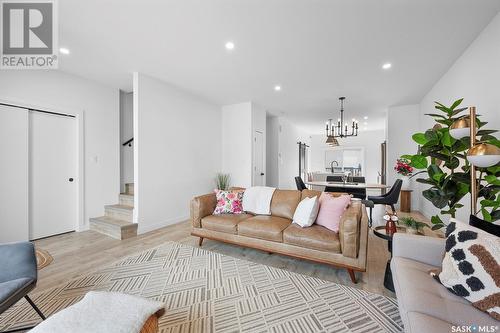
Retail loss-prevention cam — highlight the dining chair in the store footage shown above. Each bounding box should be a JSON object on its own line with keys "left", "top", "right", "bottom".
{"left": 294, "top": 176, "right": 307, "bottom": 191}
{"left": 0, "top": 241, "right": 46, "bottom": 332}
{"left": 366, "top": 179, "right": 403, "bottom": 227}
{"left": 324, "top": 176, "right": 344, "bottom": 192}
{"left": 349, "top": 176, "right": 367, "bottom": 200}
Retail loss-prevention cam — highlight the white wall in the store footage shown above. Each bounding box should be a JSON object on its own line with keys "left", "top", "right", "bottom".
{"left": 252, "top": 104, "right": 267, "bottom": 186}
{"left": 418, "top": 12, "right": 500, "bottom": 222}
{"left": 309, "top": 129, "right": 385, "bottom": 184}
{"left": 0, "top": 70, "right": 120, "bottom": 239}
{"left": 221, "top": 102, "right": 252, "bottom": 187}
{"left": 265, "top": 116, "right": 309, "bottom": 190}
{"left": 386, "top": 104, "right": 420, "bottom": 209}
{"left": 133, "top": 72, "right": 221, "bottom": 233}
{"left": 0, "top": 106, "right": 28, "bottom": 242}
{"left": 221, "top": 102, "right": 266, "bottom": 188}
{"left": 266, "top": 116, "right": 280, "bottom": 188}
{"left": 120, "top": 91, "right": 134, "bottom": 192}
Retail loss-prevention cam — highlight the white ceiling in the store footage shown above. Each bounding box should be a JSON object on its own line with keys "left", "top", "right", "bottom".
{"left": 58, "top": 0, "right": 500, "bottom": 134}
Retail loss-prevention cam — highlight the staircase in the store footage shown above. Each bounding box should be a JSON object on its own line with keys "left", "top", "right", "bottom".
{"left": 90, "top": 183, "right": 137, "bottom": 240}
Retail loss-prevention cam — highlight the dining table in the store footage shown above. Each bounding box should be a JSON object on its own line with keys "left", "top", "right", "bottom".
{"left": 304, "top": 181, "right": 390, "bottom": 189}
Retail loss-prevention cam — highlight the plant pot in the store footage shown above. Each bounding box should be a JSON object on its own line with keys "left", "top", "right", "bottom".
{"left": 406, "top": 228, "right": 419, "bottom": 235}
{"left": 400, "top": 175, "right": 411, "bottom": 190}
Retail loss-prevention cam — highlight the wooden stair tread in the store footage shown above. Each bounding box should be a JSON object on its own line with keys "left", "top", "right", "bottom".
{"left": 89, "top": 216, "right": 137, "bottom": 229}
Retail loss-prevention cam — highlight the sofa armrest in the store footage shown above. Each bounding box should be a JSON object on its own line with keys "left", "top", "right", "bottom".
{"left": 190, "top": 193, "right": 217, "bottom": 228}
{"left": 392, "top": 233, "right": 445, "bottom": 267}
{"left": 339, "top": 201, "right": 362, "bottom": 258}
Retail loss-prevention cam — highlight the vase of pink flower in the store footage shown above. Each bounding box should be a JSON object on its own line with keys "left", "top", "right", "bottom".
{"left": 394, "top": 158, "right": 413, "bottom": 190}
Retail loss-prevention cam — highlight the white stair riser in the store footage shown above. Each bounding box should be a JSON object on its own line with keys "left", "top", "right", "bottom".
{"left": 89, "top": 220, "right": 136, "bottom": 240}
{"left": 119, "top": 195, "right": 134, "bottom": 207}
{"left": 125, "top": 183, "right": 134, "bottom": 195}
{"left": 105, "top": 208, "right": 133, "bottom": 222}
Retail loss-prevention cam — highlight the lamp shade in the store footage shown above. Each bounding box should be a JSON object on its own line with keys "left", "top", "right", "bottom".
{"left": 449, "top": 117, "right": 471, "bottom": 139}
{"left": 467, "top": 143, "right": 500, "bottom": 168}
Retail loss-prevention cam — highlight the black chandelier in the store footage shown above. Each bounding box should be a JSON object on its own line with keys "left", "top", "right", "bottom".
{"left": 325, "top": 97, "right": 358, "bottom": 145}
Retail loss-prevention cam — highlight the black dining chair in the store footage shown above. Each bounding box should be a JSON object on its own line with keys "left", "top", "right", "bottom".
{"left": 0, "top": 242, "right": 46, "bottom": 332}
{"left": 294, "top": 176, "right": 307, "bottom": 191}
{"left": 324, "top": 176, "right": 344, "bottom": 192}
{"left": 367, "top": 179, "right": 403, "bottom": 227}
{"left": 348, "top": 176, "right": 367, "bottom": 200}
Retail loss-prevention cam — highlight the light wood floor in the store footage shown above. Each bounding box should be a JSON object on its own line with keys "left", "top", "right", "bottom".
{"left": 33, "top": 210, "right": 433, "bottom": 298}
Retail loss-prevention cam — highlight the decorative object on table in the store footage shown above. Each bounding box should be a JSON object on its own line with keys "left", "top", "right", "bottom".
{"left": 401, "top": 99, "right": 499, "bottom": 230}
{"left": 431, "top": 218, "right": 500, "bottom": 320}
{"left": 394, "top": 158, "right": 413, "bottom": 190}
{"left": 294, "top": 176, "right": 307, "bottom": 191}
{"left": 0, "top": 242, "right": 402, "bottom": 332}
{"left": 29, "top": 291, "right": 165, "bottom": 333}
{"left": 398, "top": 216, "right": 427, "bottom": 235}
{"left": 325, "top": 97, "right": 358, "bottom": 146}
{"left": 383, "top": 210, "right": 398, "bottom": 235}
{"left": 213, "top": 189, "right": 244, "bottom": 215}
{"left": 399, "top": 189, "right": 412, "bottom": 213}
{"left": 373, "top": 225, "right": 407, "bottom": 292}
{"left": 214, "top": 172, "right": 230, "bottom": 190}
{"left": 35, "top": 248, "right": 53, "bottom": 270}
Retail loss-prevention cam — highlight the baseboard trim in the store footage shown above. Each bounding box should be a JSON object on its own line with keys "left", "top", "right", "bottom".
{"left": 137, "top": 215, "right": 189, "bottom": 234}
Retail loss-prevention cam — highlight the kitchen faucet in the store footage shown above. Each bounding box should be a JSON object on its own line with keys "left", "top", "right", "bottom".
{"left": 330, "top": 160, "right": 338, "bottom": 173}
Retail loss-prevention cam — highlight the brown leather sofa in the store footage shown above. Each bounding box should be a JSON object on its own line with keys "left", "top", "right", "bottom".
{"left": 190, "top": 189, "right": 368, "bottom": 283}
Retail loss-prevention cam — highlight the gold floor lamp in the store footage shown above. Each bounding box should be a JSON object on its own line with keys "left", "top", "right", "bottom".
{"left": 449, "top": 106, "right": 500, "bottom": 215}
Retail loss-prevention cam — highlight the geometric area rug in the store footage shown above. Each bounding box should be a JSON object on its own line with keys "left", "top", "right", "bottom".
{"left": 0, "top": 241, "right": 403, "bottom": 332}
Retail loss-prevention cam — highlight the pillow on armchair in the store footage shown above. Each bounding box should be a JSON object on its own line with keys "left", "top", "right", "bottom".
{"left": 432, "top": 218, "right": 500, "bottom": 320}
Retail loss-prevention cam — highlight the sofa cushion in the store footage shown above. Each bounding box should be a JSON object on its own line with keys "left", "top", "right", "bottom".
{"left": 238, "top": 215, "right": 291, "bottom": 242}
{"left": 270, "top": 190, "right": 302, "bottom": 220}
{"left": 201, "top": 214, "right": 253, "bottom": 234}
{"left": 283, "top": 224, "right": 340, "bottom": 253}
{"left": 405, "top": 312, "right": 452, "bottom": 333}
{"left": 391, "top": 256, "right": 496, "bottom": 328}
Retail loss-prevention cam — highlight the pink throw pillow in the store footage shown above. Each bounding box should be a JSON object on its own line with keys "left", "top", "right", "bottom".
{"left": 213, "top": 190, "right": 244, "bottom": 214}
{"left": 315, "top": 193, "right": 351, "bottom": 232}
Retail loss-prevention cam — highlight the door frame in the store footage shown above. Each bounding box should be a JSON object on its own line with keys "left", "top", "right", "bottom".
{"left": 252, "top": 130, "right": 264, "bottom": 186}
{"left": 0, "top": 98, "right": 85, "bottom": 233}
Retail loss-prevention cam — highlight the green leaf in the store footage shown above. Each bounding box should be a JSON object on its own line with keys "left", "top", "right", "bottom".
{"left": 431, "top": 215, "right": 443, "bottom": 225}
{"left": 487, "top": 166, "right": 500, "bottom": 174}
{"left": 416, "top": 178, "right": 436, "bottom": 185}
{"left": 450, "top": 98, "right": 464, "bottom": 110}
{"left": 412, "top": 133, "right": 427, "bottom": 145}
{"left": 485, "top": 175, "right": 500, "bottom": 186}
{"left": 444, "top": 157, "right": 460, "bottom": 170}
{"left": 424, "top": 113, "right": 447, "bottom": 119}
{"left": 410, "top": 155, "right": 428, "bottom": 169}
{"left": 477, "top": 129, "right": 498, "bottom": 136}
{"left": 450, "top": 107, "right": 468, "bottom": 116}
{"left": 425, "top": 129, "right": 439, "bottom": 142}
{"left": 441, "top": 130, "right": 453, "bottom": 147}
{"left": 481, "top": 208, "right": 492, "bottom": 222}
{"left": 432, "top": 224, "right": 444, "bottom": 231}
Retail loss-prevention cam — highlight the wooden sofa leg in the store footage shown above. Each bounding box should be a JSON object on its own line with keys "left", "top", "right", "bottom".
{"left": 198, "top": 237, "right": 204, "bottom": 246}
{"left": 347, "top": 269, "right": 357, "bottom": 284}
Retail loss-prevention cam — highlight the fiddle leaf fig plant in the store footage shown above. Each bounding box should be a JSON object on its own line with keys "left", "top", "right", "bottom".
{"left": 402, "top": 99, "right": 500, "bottom": 230}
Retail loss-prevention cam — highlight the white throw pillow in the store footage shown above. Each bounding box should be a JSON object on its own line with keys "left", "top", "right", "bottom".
{"left": 292, "top": 196, "right": 319, "bottom": 227}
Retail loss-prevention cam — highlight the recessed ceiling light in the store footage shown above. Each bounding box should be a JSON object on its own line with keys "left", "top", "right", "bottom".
{"left": 274, "top": 85, "right": 281, "bottom": 91}
{"left": 382, "top": 63, "right": 392, "bottom": 69}
{"left": 59, "top": 47, "right": 70, "bottom": 55}
{"left": 363, "top": 116, "right": 368, "bottom": 120}
{"left": 225, "top": 41, "right": 235, "bottom": 50}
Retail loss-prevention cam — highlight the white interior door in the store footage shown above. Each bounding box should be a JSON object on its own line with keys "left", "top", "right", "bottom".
{"left": 253, "top": 131, "right": 264, "bottom": 186}
{"left": 29, "top": 112, "right": 77, "bottom": 239}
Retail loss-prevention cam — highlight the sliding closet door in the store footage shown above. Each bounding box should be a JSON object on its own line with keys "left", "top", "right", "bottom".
{"left": 29, "top": 112, "right": 77, "bottom": 239}
{"left": 0, "top": 106, "right": 29, "bottom": 242}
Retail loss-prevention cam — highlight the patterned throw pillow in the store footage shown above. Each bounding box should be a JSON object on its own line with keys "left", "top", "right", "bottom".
{"left": 432, "top": 218, "right": 500, "bottom": 320}
{"left": 213, "top": 190, "right": 244, "bottom": 215}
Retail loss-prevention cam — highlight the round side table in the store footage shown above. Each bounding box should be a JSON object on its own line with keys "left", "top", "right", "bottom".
{"left": 373, "top": 226, "right": 407, "bottom": 292}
